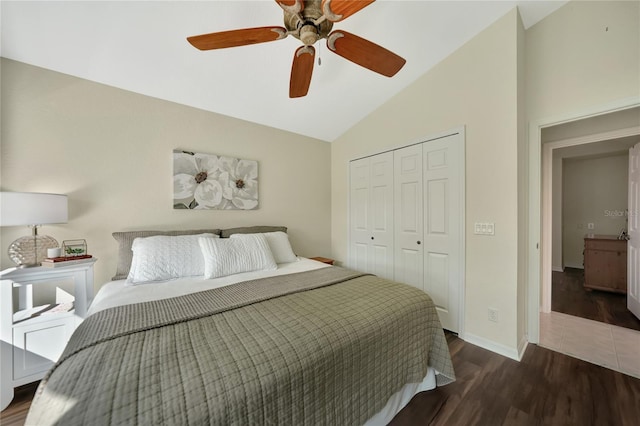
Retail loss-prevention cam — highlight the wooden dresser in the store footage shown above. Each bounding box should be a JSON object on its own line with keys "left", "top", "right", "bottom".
{"left": 583, "top": 235, "right": 627, "bottom": 294}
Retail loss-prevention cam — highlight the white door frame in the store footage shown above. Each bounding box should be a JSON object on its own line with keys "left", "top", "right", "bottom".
{"left": 628, "top": 143, "right": 640, "bottom": 320}
{"left": 348, "top": 126, "right": 466, "bottom": 338}
{"left": 527, "top": 98, "right": 640, "bottom": 343}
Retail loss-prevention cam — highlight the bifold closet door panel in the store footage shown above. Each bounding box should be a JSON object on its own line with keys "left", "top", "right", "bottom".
{"left": 349, "top": 152, "right": 394, "bottom": 279}
{"left": 350, "top": 157, "right": 371, "bottom": 274}
{"left": 368, "top": 152, "right": 395, "bottom": 280}
{"left": 394, "top": 144, "right": 424, "bottom": 290}
{"left": 423, "top": 135, "right": 462, "bottom": 332}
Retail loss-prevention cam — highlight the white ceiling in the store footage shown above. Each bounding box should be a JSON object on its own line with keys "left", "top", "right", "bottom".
{"left": 1, "top": 0, "right": 567, "bottom": 142}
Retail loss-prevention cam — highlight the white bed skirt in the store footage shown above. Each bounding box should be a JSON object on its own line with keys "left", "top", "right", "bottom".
{"left": 364, "top": 367, "right": 437, "bottom": 425}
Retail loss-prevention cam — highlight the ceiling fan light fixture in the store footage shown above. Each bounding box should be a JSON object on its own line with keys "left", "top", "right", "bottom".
{"left": 300, "top": 24, "right": 319, "bottom": 46}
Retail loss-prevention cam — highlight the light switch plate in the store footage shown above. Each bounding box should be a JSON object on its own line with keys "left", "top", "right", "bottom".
{"left": 474, "top": 222, "right": 495, "bottom": 235}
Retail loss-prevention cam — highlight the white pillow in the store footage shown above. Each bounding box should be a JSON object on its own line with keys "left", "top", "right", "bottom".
{"left": 199, "top": 234, "right": 277, "bottom": 279}
{"left": 127, "top": 233, "right": 217, "bottom": 284}
{"left": 230, "top": 231, "right": 297, "bottom": 264}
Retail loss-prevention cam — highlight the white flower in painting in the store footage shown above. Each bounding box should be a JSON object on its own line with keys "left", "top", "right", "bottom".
{"left": 218, "top": 157, "right": 258, "bottom": 210}
{"left": 173, "top": 152, "right": 224, "bottom": 208}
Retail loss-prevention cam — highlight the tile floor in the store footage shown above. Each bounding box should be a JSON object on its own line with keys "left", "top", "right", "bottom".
{"left": 539, "top": 311, "right": 640, "bottom": 379}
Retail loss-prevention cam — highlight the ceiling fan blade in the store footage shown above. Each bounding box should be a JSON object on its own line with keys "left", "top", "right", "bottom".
{"left": 289, "top": 46, "right": 315, "bottom": 98}
{"left": 327, "top": 30, "right": 405, "bottom": 77}
{"left": 276, "top": 0, "right": 304, "bottom": 14}
{"left": 187, "top": 27, "right": 287, "bottom": 51}
{"left": 322, "top": 0, "right": 375, "bottom": 22}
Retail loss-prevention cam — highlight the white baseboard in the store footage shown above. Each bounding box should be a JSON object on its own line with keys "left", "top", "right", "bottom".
{"left": 518, "top": 336, "right": 529, "bottom": 360}
{"left": 461, "top": 332, "right": 522, "bottom": 361}
{"left": 564, "top": 264, "right": 584, "bottom": 270}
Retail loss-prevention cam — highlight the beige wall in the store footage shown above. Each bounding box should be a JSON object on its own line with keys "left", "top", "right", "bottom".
{"left": 332, "top": 9, "right": 522, "bottom": 351}
{"left": 526, "top": 0, "right": 640, "bottom": 122}
{"left": 527, "top": 0, "right": 639, "bottom": 320}
{"left": 0, "top": 59, "right": 331, "bottom": 287}
{"left": 562, "top": 154, "right": 629, "bottom": 268}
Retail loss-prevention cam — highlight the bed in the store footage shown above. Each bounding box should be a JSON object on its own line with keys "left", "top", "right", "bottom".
{"left": 26, "top": 227, "right": 455, "bottom": 425}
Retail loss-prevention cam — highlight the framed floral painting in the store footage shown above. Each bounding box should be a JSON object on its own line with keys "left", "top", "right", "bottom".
{"left": 173, "top": 150, "right": 258, "bottom": 210}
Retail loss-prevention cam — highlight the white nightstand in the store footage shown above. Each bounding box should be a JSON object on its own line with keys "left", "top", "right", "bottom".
{"left": 0, "top": 259, "right": 96, "bottom": 411}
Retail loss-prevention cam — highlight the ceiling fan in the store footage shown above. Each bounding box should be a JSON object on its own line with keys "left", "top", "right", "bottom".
{"left": 187, "top": 0, "right": 406, "bottom": 98}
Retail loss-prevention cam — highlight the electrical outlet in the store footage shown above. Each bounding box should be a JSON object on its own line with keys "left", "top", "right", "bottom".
{"left": 587, "top": 223, "right": 595, "bottom": 230}
{"left": 488, "top": 308, "right": 499, "bottom": 323}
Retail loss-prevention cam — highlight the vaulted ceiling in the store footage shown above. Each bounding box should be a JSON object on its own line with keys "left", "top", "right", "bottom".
{"left": 1, "top": 1, "right": 567, "bottom": 142}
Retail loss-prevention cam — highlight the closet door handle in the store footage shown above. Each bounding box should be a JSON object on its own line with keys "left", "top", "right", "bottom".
{"left": 371, "top": 237, "right": 374, "bottom": 240}
{"left": 417, "top": 241, "right": 421, "bottom": 245}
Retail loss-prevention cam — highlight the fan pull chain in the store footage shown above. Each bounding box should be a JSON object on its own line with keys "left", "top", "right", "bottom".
{"left": 318, "top": 43, "right": 322, "bottom": 66}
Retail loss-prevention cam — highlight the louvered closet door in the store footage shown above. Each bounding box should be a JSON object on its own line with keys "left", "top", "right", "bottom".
{"left": 349, "top": 153, "right": 394, "bottom": 279}
{"left": 394, "top": 144, "right": 424, "bottom": 289}
{"left": 423, "top": 134, "right": 462, "bottom": 332}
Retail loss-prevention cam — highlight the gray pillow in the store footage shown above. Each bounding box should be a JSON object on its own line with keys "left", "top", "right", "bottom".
{"left": 220, "top": 226, "right": 287, "bottom": 238}
{"left": 111, "top": 229, "right": 221, "bottom": 280}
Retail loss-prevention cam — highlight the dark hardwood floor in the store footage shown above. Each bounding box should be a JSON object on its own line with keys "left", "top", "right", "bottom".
{"left": 0, "top": 382, "right": 38, "bottom": 426}
{"left": 4, "top": 332, "right": 640, "bottom": 425}
{"left": 391, "top": 333, "right": 640, "bottom": 425}
{"left": 552, "top": 267, "right": 640, "bottom": 331}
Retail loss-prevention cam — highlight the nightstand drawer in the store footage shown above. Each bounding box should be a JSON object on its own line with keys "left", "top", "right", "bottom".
{"left": 13, "top": 316, "right": 75, "bottom": 380}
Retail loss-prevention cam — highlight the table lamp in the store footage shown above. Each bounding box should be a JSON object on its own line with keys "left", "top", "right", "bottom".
{"left": 0, "top": 192, "right": 68, "bottom": 267}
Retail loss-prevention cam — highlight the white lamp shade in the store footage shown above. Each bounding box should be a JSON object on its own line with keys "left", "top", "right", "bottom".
{"left": 0, "top": 192, "right": 68, "bottom": 226}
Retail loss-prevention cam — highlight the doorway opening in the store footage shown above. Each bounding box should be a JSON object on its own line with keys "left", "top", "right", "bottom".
{"left": 552, "top": 138, "right": 640, "bottom": 331}
{"left": 537, "top": 107, "right": 640, "bottom": 377}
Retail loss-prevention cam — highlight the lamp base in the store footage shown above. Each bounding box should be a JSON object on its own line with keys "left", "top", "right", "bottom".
{"left": 8, "top": 234, "right": 59, "bottom": 267}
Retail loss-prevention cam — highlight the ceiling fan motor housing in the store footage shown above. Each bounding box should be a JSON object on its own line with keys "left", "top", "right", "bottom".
{"left": 284, "top": 0, "right": 333, "bottom": 45}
